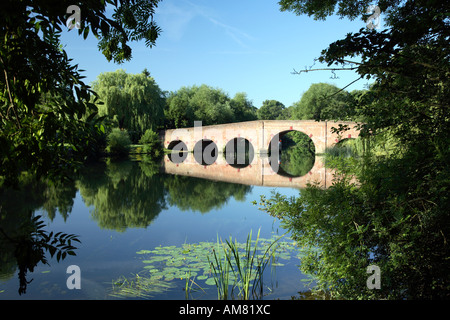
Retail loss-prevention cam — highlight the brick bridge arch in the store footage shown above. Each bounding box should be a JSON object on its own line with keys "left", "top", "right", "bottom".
{"left": 161, "top": 120, "right": 361, "bottom": 155}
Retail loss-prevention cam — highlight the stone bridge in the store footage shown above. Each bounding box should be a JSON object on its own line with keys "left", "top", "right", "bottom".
{"left": 161, "top": 120, "right": 361, "bottom": 155}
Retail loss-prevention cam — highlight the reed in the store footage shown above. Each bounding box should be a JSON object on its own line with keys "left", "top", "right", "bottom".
{"left": 183, "top": 270, "right": 206, "bottom": 300}
{"left": 208, "top": 229, "right": 283, "bottom": 300}
{"left": 208, "top": 238, "right": 234, "bottom": 300}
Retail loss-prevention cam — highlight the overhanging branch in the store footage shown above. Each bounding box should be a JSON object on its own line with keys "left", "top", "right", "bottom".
{"left": 291, "top": 66, "right": 359, "bottom": 75}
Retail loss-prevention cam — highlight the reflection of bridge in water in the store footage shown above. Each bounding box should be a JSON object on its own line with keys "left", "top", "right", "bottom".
{"left": 162, "top": 153, "right": 335, "bottom": 189}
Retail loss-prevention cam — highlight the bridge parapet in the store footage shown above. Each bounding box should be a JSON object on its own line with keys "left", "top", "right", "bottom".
{"left": 162, "top": 120, "right": 361, "bottom": 155}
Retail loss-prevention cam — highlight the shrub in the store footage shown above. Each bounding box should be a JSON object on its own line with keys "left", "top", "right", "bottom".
{"left": 106, "top": 128, "right": 131, "bottom": 156}
{"left": 139, "top": 129, "right": 162, "bottom": 159}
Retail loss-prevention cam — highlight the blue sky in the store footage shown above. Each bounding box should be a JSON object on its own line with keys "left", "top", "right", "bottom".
{"left": 60, "top": 0, "right": 377, "bottom": 108}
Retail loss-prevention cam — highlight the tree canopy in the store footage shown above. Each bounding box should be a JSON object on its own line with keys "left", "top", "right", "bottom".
{"left": 164, "top": 84, "right": 257, "bottom": 128}
{"left": 256, "top": 100, "right": 286, "bottom": 120}
{"left": 290, "top": 83, "right": 352, "bottom": 121}
{"left": 261, "top": 0, "right": 450, "bottom": 299}
{"left": 0, "top": 0, "right": 162, "bottom": 186}
{"left": 92, "top": 69, "right": 166, "bottom": 141}
{"left": 279, "top": 0, "right": 402, "bottom": 23}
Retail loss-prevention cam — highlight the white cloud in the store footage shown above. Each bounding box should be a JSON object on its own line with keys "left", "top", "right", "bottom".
{"left": 155, "top": 0, "right": 254, "bottom": 47}
{"left": 155, "top": 2, "right": 197, "bottom": 41}
{"left": 207, "top": 17, "right": 255, "bottom": 48}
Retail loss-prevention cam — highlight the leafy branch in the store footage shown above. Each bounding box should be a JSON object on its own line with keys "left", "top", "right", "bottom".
{"left": 0, "top": 213, "right": 80, "bottom": 295}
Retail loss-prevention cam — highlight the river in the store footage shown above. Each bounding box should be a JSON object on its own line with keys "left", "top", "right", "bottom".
{"left": 0, "top": 153, "right": 329, "bottom": 300}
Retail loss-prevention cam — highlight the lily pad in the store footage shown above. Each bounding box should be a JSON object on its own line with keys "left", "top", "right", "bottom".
{"left": 205, "top": 278, "right": 217, "bottom": 286}
{"left": 111, "top": 233, "right": 300, "bottom": 299}
{"left": 136, "top": 250, "right": 153, "bottom": 255}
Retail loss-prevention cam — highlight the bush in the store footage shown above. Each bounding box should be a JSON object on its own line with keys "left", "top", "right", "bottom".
{"left": 106, "top": 128, "right": 131, "bottom": 156}
{"left": 139, "top": 129, "right": 162, "bottom": 159}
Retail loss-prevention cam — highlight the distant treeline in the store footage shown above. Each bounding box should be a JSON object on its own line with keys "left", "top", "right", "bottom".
{"left": 91, "top": 69, "right": 368, "bottom": 143}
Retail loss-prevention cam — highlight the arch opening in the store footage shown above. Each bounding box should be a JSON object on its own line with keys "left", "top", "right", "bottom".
{"left": 224, "top": 137, "right": 255, "bottom": 168}
{"left": 167, "top": 140, "right": 188, "bottom": 163}
{"left": 268, "top": 130, "right": 316, "bottom": 177}
{"left": 194, "top": 139, "right": 218, "bottom": 166}
{"left": 328, "top": 137, "right": 358, "bottom": 158}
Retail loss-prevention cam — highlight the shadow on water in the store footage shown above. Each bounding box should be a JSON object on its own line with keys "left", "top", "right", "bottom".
{"left": 0, "top": 180, "right": 80, "bottom": 295}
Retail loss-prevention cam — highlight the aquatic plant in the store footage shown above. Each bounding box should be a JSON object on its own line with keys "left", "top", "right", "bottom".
{"left": 183, "top": 269, "right": 206, "bottom": 300}
{"left": 109, "top": 231, "right": 301, "bottom": 299}
{"left": 111, "top": 273, "right": 175, "bottom": 299}
{"left": 209, "top": 229, "right": 284, "bottom": 300}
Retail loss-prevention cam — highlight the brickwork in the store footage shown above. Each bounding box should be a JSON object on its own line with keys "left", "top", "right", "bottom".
{"left": 162, "top": 120, "right": 361, "bottom": 154}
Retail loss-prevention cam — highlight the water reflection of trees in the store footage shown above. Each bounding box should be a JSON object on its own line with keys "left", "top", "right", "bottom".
{"left": 281, "top": 131, "right": 315, "bottom": 176}
{"left": 0, "top": 158, "right": 253, "bottom": 294}
{"left": 0, "top": 174, "right": 78, "bottom": 222}
{"left": 269, "top": 131, "right": 316, "bottom": 177}
{"left": 75, "top": 158, "right": 253, "bottom": 227}
{"left": 1, "top": 143, "right": 316, "bottom": 237}
{"left": 164, "top": 175, "right": 252, "bottom": 214}
{"left": 76, "top": 159, "right": 167, "bottom": 231}
{"left": 1, "top": 149, "right": 315, "bottom": 239}
{"left": 0, "top": 159, "right": 255, "bottom": 235}
{"left": 0, "top": 177, "right": 80, "bottom": 295}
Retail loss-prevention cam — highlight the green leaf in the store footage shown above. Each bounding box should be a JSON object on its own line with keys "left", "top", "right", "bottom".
{"left": 205, "top": 278, "right": 217, "bottom": 286}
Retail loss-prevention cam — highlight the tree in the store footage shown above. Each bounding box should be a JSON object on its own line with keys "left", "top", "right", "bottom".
{"left": 229, "top": 92, "right": 258, "bottom": 122}
{"left": 106, "top": 128, "right": 132, "bottom": 156}
{"left": 165, "top": 85, "right": 233, "bottom": 128}
{"left": 164, "top": 86, "right": 258, "bottom": 128}
{"left": 164, "top": 88, "right": 195, "bottom": 129}
{"left": 92, "top": 69, "right": 166, "bottom": 142}
{"left": 262, "top": 0, "right": 450, "bottom": 299}
{"left": 277, "top": 105, "right": 294, "bottom": 120}
{"left": 0, "top": 0, "right": 162, "bottom": 186}
{"left": 190, "top": 85, "right": 234, "bottom": 125}
{"left": 291, "top": 83, "right": 352, "bottom": 121}
{"left": 139, "top": 128, "right": 162, "bottom": 159}
{"left": 283, "top": 0, "right": 448, "bottom": 137}
{"left": 257, "top": 100, "right": 286, "bottom": 120}
{"left": 279, "top": 0, "right": 401, "bottom": 22}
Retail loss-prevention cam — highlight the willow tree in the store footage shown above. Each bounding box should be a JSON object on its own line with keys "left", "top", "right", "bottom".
{"left": 92, "top": 69, "right": 165, "bottom": 141}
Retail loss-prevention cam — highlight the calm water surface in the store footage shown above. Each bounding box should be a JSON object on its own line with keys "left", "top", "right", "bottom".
{"left": 0, "top": 157, "right": 318, "bottom": 300}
